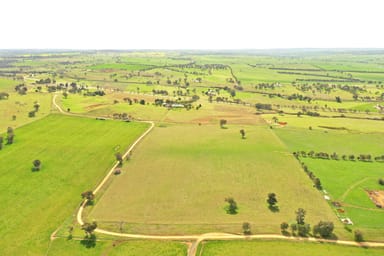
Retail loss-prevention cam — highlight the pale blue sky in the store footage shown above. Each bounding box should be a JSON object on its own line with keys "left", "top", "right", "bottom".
{"left": 1, "top": 0, "right": 383, "bottom": 49}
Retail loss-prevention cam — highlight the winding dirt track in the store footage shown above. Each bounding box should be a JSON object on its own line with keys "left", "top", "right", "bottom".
{"left": 51, "top": 95, "right": 384, "bottom": 256}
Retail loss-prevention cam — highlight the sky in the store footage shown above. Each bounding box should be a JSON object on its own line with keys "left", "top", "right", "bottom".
{"left": 1, "top": 0, "right": 383, "bottom": 49}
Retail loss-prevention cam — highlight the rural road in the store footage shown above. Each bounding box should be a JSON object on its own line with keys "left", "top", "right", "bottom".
{"left": 51, "top": 94, "right": 384, "bottom": 256}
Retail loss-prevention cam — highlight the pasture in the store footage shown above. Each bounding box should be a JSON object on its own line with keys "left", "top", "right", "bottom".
{"left": 274, "top": 126, "right": 384, "bottom": 240}
{"left": 199, "top": 240, "right": 384, "bottom": 256}
{"left": 2, "top": 50, "right": 384, "bottom": 255}
{"left": 88, "top": 123, "right": 340, "bottom": 235}
{"left": 0, "top": 114, "right": 148, "bottom": 255}
{"left": 48, "top": 239, "right": 187, "bottom": 256}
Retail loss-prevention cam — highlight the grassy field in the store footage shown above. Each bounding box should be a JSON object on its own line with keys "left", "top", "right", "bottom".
{"left": 48, "top": 239, "right": 187, "bottom": 256}
{"left": 0, "top": 91, "right": 52, "bottom": 131}
{"left": 2, "top": 50, "right": 384, "bottom": 254}
{"left": 199, "top": 240, "right": 384, "bottom": 256}
{"left": 273, "top": 126, "right": 384, "bottom": 240}
{"left": 0, "top": 114, "right": 148, "bottom": 255}
{"left": 88, "top": 123, "right": 340, "bottom": 235}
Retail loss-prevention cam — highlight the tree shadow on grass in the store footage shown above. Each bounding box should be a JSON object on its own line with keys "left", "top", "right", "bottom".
{"left": 268, "top": 205, "right": 279, "bottom": 212}
{"left": 80, "top": 234, "right": 96, "bottom": 248}
{"left": 317, "top": 233, "right": 339, "bottom": 241}
{"left": 281, "top": 230, "right": 291, "bottom": 236}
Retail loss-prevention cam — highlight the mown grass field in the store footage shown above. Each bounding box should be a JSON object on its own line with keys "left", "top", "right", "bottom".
{"left": 273, "top": 125, "right": 384, "bottom": 240}
{"left": 199, "top": 240, "right": 384, "bottom": 256}
{"left": 48, "top": 239, "right": 187, "bottom": 256}
{"left": 89, "top": 123, "right": 340, "bottom": 235}
{"left": 0, "top": 114, "right": 148, "bottom": 255}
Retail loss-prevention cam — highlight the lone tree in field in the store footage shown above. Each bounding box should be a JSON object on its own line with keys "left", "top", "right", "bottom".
{"left": 313, "top": 221, "right": 334, "bottom": 238}
{"left": 354, "top": 230, "right": 364, "bottom": 242}
{"left": 240, "top": 129, "right": 246, "bottom": 139}
{"left": 32, "top": 159, "right": 41, "bottom": 171}
{"left": 0, "top": 136, "right": 3, "bottom": 150}
{"left": 295, "top": 208, "right": 306, "bottom": 225}
{"left": 225, "top": 197, "right": 238, "bottom": 214}
{"left": 82, "top": 221, "right": 97, "bottom": 237}
{"left": 115, "top": 152, "right": 123, "bottom": 166}
{"left": 267, "top": 193, "right": 278, "bottom": 210}
{"left": 81, "top": 190, "right": 95, "bottom": 203}
{"left": 6, "top": 127, "right": 14, "bottom": 145}
{"left": 219, "top": 119, "right": 227, "bottom": 128}
{"left": 242, "top": 222, "right": 251, "bottom": 235}
{"left": 33, "top": 102, "right": 40, "bottom": 112}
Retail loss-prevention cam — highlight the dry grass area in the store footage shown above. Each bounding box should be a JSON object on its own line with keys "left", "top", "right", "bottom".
{"left": 367, "top": 190, "right": 384, "bottom": 208}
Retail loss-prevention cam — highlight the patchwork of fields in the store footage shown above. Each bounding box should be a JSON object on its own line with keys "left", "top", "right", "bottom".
{"left": 1, "top": 50, "right": 384, "bottom": 255}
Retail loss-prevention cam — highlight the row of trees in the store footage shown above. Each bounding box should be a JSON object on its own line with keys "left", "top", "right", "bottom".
{"left": 294, "top": 150, "right": 384, "bottom": 163}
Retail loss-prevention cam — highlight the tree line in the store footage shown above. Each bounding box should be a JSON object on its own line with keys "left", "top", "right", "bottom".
{"left": 294, "top": 150, "right": 384, "bottom": 163}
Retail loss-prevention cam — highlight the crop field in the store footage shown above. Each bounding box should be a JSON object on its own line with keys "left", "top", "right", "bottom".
{"left": 1, "top": 50, "right": 384, "bottom": 255}
{"left": 88, "top": 123, "right": 340, "bottom": 235}
{"left": 199, "top": 240, "right": 384, "bottom": 256}
{"left": 0, "top": 114, "right": 148, "bottom": 255}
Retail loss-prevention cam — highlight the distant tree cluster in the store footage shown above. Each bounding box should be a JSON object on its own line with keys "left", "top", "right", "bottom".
{"left": 255, "top": 103, "right": 272, "bottom": 111}
{"left": 15, "top": 84, "right": 27, "bottom": 95}
{"left": 36, "top": 78, "right": 54, "bottom": 84}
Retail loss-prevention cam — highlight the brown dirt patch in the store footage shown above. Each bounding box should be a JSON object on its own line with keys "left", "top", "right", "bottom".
{"left": 85, "top": 103, "right": 109, "bottom": 110}
{"left": 366, "top": 190, "right": 384, "bottom": 208}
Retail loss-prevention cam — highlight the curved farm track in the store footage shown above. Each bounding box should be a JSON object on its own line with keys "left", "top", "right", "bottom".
{"left": 51, "top": 95, "right": 384, "bottom": 256}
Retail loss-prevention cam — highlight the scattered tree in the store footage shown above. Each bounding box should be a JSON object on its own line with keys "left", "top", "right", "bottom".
{"left": 0, "top": 92, "right": 9, "bottom": 100}
{"left": 219, "top": 119, "right": 227, "bottom": 128}
{"left": 297, "top": 223, "right": 311, "bottom": 237}
{"left": 313, "top": 221, "right": 334, "bottom": 238}
{"left": 240, "top": 129, "right": 246, "bottom": 139}
{"left": 33, "top": 102, "right": 40, "bottom": 112}
{"left": 242, "top": 222, "right": 251, "bottom": 235}
{"left": 81, "top": 190, "right": 95, "bottom": 202}
{"left": 290, "top": 223, "right": 298, "bottom": 234}
{"left": 32, "top": 159, "right": 41, "bottom": 171}
{"left": 115, "top": 152, "right": 123, "bottom": 166}
{"left": 6, "top": 127, "right": 14, "bottom": 145}
{"left": 378, "top": 178, "right": 384, "bottom": 186}
{"left": 280, "top": 222, "right": 289, "bottom": 232}
{"left": 82, "top": 221, "right": 97, "bottom": 237}
{"left": 295, "top": 208, "right": 306, "bottom": 225}
{"left": 354, "top": 230, "right": 364, "bottom": 242}
{"left": 267, "top": 193, "right": 278, "bottom": 207}
{"left": 63, "top": 92, "right": 68, "bottom": 98}
{"left": 28, "top": 111, "right": 36, "bottom": 117}
{"left": 0, "top": 136, "right": 3, "bottom": 150}
{"left": 225, "top": 197, "right": 238, "bottom": 214}
{"left": 314, "top": 178, "right": 322, "bottom": 189}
